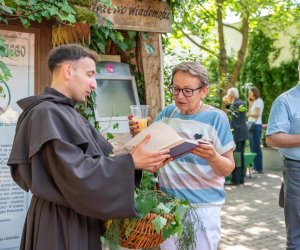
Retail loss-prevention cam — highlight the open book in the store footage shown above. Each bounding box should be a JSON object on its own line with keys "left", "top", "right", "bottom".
{"left": 123, "top": 121, "right": 209, "bottom": 159}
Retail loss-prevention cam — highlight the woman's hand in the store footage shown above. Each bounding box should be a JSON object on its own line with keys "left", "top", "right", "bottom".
{"left": 192, "top": 141, "right": 218, "bottom": 162}
{"left": 131, "top": 134, "right": 172, "bottom": 172}
{"left": 128, "top": 114, "right": 151, "bottom": 136}
{"left": 192, "top": 142, "right": 234, "bottom": 176}
{"left": 128, "top": 114, "right": 139, "bottom": 136}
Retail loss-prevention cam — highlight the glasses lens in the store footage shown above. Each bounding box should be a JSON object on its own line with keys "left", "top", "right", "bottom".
{"left": 169, "top": 86, "right": 178, "bottom": 96}
{"left": 173, "top": 88, "right": 181, "bottom": 96}
{"left": 183, "top": 89, "right": 193, "bottom": 97}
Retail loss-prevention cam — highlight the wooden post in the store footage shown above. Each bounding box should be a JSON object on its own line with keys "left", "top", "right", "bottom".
{"left": 139, "top": 32, "right": 164, "bottom": 119}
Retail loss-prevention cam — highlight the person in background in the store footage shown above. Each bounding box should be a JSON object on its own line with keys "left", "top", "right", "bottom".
{"left": 266, "top": 61, "right": 300, "bottom": 250}
{"left": 130, "top": 62, "right": 235, "bottom": 250}
{"left": 247, "top": 86, "right": 264, "bottom": 174}
{"left": 7, "top": 44, "right": 171, "bottom": 250}
{"left": 223, "top": 87, "right": 249, "bottom": 185}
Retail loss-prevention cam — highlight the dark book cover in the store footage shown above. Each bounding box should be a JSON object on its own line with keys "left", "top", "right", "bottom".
{"left": 169, "top": 141, "right": 198, "bottom": 159}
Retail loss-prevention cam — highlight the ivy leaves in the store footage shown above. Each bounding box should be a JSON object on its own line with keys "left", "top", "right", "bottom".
{"left": 90, "top": 24, "right": 137, "bottom": 54}
{"left": 0, "top": 37, "right": 14, "bottom": 83}
{"left": 1, "top": 0, "right": 78, "bottom": 28}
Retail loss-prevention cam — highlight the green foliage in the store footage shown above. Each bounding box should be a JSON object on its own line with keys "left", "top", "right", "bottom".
{"left": 68, "top": 0, "right": 90, "bottom": 7}
{"left": 168, "top": 0, "right": 300, "bottom": 87}
{"left": 89, "top": 24, "right": 137, "bottom": 54}
{"left": 72, "top": 5, "right": 96, "bottom": 24}
{"left": 0, "top": 37, "right": 14, "bottom": 83}
{"left": 134, "top": 71, "right": 146, "bottom": 105}
{"left": 1, "top": 0, "right": 77, "bottom": 28}
{"left": 239, "top": 30, "right": 299, "bottom": 123}
{"left": 75, "top": 90, "right": 100, "bottom": 131}
{"left": 0, "top": 0, "right": 103, "bottom": 27}
{"left": 102, "top": 172, "right": 201, "bottom": 250}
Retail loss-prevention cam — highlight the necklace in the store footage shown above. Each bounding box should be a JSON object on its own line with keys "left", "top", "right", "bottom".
{"left": 196, "top": 101, "right": 204, "bottom": 113}
{"left": 180, "top": 101, "right": 204, "bottom": 115}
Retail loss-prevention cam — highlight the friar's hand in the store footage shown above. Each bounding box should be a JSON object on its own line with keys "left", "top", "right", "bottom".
{"left": 131, "top": 134, "right": 172, "bottom": 172}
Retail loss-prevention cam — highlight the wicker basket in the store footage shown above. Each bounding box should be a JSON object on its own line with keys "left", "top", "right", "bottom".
{"left": 118, "top": 213, "right": 174, "bottom": 249}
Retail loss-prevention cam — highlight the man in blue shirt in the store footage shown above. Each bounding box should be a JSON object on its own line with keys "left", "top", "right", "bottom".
{"left": 266, "top": 62, "right": 300, "bottom": 250}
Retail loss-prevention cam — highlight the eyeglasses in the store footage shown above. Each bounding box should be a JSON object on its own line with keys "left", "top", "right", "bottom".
{"left": 168, "top": 85, "right": 204, "bottom": 97}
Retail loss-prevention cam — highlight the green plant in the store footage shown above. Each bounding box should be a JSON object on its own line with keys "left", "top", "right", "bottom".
{"left": 101, "top": 172, "right": 202, "bottom": 250}
{"left": 239, "top": 29, "right": 299, "bottom": 123}
{"left": 168, "top": 0, "right": 300, "bottom": 87}
{"left": 0, "top": 36, "right": 14, "bottom": 83}
{"left": 0, "top": 0, "right": 100, "bottom": 28}
{"left": 75, "top": 90, "right": 100, "bottom": 130}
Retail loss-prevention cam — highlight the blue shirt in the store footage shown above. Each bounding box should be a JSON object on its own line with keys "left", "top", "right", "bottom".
{"left": 266, "top": 83, "right": 300, "bottom": 160}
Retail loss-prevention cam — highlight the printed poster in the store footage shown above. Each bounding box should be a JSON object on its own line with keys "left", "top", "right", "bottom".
{"left": 0, "top": 30, "right": 34, "bottom": 250}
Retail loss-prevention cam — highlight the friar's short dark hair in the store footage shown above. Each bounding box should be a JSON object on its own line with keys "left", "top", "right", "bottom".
{"left": 48, "top": 44, "right": 98, "bottom": 72}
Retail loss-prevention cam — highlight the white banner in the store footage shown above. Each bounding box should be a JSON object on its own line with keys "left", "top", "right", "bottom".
{"left": 0, "top": 30, "right": 34, "bottom": 250}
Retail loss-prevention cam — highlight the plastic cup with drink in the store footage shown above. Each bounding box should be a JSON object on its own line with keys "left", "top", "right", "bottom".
{"left": 130, "top": 105, "right": 149, "bottom": 132}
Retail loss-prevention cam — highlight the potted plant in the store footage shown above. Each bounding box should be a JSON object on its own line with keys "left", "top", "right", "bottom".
{"left": 101, "top": 172, "right": 203, "bottom": 250}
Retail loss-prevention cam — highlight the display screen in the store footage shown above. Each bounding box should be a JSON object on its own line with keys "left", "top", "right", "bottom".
{"left": 95, "top": 79, "right": 138, "bottom": 118}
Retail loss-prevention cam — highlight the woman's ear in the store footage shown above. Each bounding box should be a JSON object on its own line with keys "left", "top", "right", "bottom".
{"left": 201, "top": 85, "right": 209, "bottom": 99}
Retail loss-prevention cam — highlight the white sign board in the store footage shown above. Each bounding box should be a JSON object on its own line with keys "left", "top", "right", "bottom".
{"left": 0, "top": 30, "right": 34, "bottom": 250}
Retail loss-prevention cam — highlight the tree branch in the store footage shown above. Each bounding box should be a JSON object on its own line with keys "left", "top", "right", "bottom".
{"left": 199, "top": 2, "right": 217, "bottom": 21}
{"left": 230, "top": 16, "right": 249, "bottom": 85}
{"left": 181, "top": 29, "right": 219, "bottom": 58}
{"left": 198, "top": 3, "right": 242, "bottom": 34}
{"left": 223, "top": 23, "right": 241, "bottom": 33}
{"left": 216, "top": 0, "right": 228, "bottom": 80}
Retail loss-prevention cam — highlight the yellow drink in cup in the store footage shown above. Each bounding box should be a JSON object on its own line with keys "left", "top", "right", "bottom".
{"left": 132, "top": 118, "right": 148, "bottom": 132}
{"left": 130, "top": 105, "right": 149, "bottom": 132}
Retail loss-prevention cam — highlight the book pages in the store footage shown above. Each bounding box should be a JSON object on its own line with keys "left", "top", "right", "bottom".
{"left": 124, "top": 121, "right": 184, "bottom": 151}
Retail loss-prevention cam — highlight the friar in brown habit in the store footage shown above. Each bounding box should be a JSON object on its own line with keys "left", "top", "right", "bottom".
{"left": 7, "top": 44, "right": 171, "bottom": 250}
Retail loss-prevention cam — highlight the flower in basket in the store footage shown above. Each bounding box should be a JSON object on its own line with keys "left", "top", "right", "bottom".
{"left": 101, "top": 172, "right": 203, "bottom": 250}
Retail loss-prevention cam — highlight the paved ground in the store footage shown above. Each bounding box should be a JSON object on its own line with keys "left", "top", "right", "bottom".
{"left": 219, "top": 170, "right": 286, "bottom": 250}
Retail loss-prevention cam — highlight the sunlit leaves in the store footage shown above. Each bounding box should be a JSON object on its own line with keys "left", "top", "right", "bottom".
{"left": 152, "top": 215, "right": 167, "bottom": 233}
{"left": 90, "top": 25, "right": 137, "bottom": 54}
{"left": 0, "top": 37, "right": 13, "bottom": 83}
{"left": 0, "top": 0, "right": 80, "bottom": 27}
{"left": 165, "top": 0, "right": 300, "bottom": 88}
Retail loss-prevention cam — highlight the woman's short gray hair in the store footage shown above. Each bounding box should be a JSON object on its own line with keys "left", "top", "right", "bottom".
{"left": 227, "top": 87, "right": 239, "bottom": 99}
{"left": 171, "top": 62, "right": 209, "bottom": 87}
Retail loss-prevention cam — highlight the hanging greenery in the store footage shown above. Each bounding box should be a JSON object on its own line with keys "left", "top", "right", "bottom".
{"left": 239, "top": 29, "right": 299, "bottom": 123}
{"left": 0, "top": 37, "right": 14, "bottom": 83}
{"left": 0, "top": 0, "right": 97, "bottom": 27}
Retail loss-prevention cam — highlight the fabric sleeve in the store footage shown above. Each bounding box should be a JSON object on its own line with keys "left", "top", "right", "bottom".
{"left": 266, "top": 97, "right": 290, "bottom": 136}
{"left": 31, "top": 139, "right": 139, "bottom": 220}
{"left": 213, "top": 112, "right": 236, "bottom": 155}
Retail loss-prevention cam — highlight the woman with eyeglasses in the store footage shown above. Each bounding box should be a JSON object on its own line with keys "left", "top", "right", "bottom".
{"left": 129, "top": 62, "right": 235, "bottom": 250}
